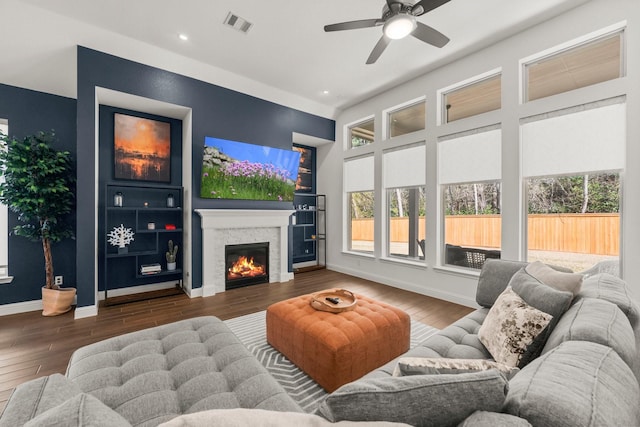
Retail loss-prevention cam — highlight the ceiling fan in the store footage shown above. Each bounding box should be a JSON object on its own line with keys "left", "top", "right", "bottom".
{"left": 324, "top": 0, "right": 451, "bottom": 64}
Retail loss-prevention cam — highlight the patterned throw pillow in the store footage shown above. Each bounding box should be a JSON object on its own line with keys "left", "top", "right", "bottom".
{"left": 392, "top": 357, "right": 520, "bottom": 379}
{"left": 478, "top": 287, "right": 553, "bottom": 367}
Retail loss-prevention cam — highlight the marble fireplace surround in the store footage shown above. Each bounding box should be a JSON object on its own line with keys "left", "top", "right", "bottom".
{"left": 195, "top": 209, "right": 295, "bottom": 297}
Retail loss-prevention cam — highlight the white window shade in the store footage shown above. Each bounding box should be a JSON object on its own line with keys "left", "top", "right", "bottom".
{"left": 344, "top": 155, "right": 374, "bottom": 192}
{"left": 522, "top": 103, "right": 626, "bottom": 177}
{"left": 383, "top": 145, "right": 426, "bottom": 188}
{"left": 439, "top": 129, "right": 502, "bottom": 184}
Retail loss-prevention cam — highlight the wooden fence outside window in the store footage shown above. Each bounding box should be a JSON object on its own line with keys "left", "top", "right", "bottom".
{"left": 351, "top": 213, "right": 619, "bottom": 256}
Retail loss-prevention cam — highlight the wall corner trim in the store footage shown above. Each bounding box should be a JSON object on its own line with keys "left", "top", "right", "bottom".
{"left": 74, "top": 305, "right": 98, "bottom": 319}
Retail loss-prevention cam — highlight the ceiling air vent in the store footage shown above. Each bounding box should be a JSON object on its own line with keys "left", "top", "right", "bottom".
{"left": 224, "top": 12, "right": 253, "bottom": 34}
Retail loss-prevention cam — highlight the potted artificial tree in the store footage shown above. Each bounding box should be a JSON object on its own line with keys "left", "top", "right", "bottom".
{"left": 0, "top": 131, "right": 76, "bottom": 316}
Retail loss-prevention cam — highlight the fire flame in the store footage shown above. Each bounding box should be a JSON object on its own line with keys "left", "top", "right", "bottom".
{"left": 228, "top": 256, "right": 265, "bottom": 279}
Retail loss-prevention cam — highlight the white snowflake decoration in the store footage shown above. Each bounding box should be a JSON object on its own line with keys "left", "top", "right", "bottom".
{"left": 107, "top": 224, "right": 135, "bottom": 248}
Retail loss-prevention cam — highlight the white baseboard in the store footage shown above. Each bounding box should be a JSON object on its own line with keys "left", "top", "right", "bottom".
{"left": 293, "top": 260, "right": 318, "bottom": 269}
{"left": 0, "top": 299, "right": 42, "bottom": 316}
{"left": 325, "top": 263, "right": 477, "bottom": 308}
{"left": 188, "top": 287, "right": 203, "bottom": 298}
{"left": 99, "top": 281, "right": 179, "bottom": 300}
{"left": 279, "top": 272, "right": 294, "bottom": 282}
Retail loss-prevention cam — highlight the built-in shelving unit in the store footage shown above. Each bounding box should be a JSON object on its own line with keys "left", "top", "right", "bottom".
{"left": 104, "top": 183, "right": 184, "bottom": 303}
{"left": 292, "top": 193, "right": 326, "bottom": 269}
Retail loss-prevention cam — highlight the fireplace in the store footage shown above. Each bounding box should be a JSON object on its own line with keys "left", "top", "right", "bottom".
{"left": 225, "top": 242, "right": 269, "bottom": 290}
{"left": 196, "top": 209, "right": 294, "bottom": 297}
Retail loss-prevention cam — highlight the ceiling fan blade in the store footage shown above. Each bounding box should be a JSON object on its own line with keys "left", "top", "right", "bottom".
{"left": 412, "top": 22, "right": 450, "bottom": 48}
{"left": 412, "top": 0, "right": 451, "bottom": 16}
{"left": 324, "top": 19, "right": 381, "bottom": 32}
{"left": 366, "top": 35, "right": 391, "bottom": 64}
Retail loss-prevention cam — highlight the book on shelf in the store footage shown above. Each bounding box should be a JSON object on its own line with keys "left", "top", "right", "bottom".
{"left": 140, "top": 263, "right": 162, "bottom": 273}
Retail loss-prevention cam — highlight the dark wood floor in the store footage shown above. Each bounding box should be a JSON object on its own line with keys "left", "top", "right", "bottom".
{"left": 0, "top": 269, "right": 473, "bottom": 412}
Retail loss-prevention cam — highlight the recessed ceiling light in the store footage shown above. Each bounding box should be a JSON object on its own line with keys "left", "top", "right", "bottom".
{"left": 178, "top": 33, "right": 189, "bottom": 41}
{"left": 322, "top": 90, "right": 330, "bottom": 95}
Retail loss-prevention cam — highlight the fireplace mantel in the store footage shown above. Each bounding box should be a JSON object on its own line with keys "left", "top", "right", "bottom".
{"left": 195, "top": 209, "right": 295, "bottom": 296}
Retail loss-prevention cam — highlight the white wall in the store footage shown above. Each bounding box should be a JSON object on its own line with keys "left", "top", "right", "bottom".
{"left": 319, "top": 0, "right": 640, "bottom": 307}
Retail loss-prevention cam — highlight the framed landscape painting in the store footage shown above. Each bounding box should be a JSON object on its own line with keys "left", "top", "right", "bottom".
{"left": 114, "top": 113, "right": 171, "bottom": 182}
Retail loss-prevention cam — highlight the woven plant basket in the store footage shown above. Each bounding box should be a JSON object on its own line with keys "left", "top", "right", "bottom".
{"left": 42, "top": 286, "right": 76, "bottom": 316}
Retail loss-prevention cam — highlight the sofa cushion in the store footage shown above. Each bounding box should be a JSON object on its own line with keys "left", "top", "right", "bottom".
{"left": 542, "top": 297, "right": 636, "bottom": 368}
{"left": 158, "top": 408, "right": 411, "bottom": 427}
{"left": 579, "top": 273, "right": 640, "bottom": 381}
{"left": 504, "top": 341, "right": 640, "bottom": 427}
{"left": 316, "top": 370, "right": 508, "bottom": 427}
{"left": 457, "top": 410, "right": 532, "bottom": 427}
{"left": 417, "top": 310, "right": 491, "bottom": 359}
{"left": 24, "top": 393, "right": 131, "bottom": 427}
{"left": 476, "top": 259, "right": 528, "bottom": 308}
{"left": 579, "top": 273, "right": 639, "bottom": 327}
{"left": 478, "top": 286, "right": 552, "bottom": 367}
{"left": 392, "top": 357, "right": 519, "bottom": 379}
{"left": 525, "top": 261, "right": 583, "bottom": 296}
{"left": 362, "top": 309, "right": 491, "bottom": 380}
{"left": 0, "top": 373, "right": 81, "bottom": 427}
{"left": 65, "top": 316, "right": 301, "bottom": 426}
{"left": 508, "top": 269, "right": 573, "bottom": 366}
{"left": 476, "top": 260, "right": 572, "bottom": 308}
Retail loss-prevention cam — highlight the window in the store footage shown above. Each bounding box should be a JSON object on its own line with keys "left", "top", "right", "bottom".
{"left": 387, "top": 187, "right": 425, "bottom": 259}
{"left": 524, "top": 30, "right": 624, "bottom": 102}
{"left": 439, "top": 127, "right": 502, "bottom": 269}
{"left": 383, "top": 144, "right": 426, "bottom": 260}
{"left": 526, "top": 174, "right": 619, "bottom": 272}
{"left": 349, "top": 118, "right": 375, "bottom": 149}
{"left": 388, "top": 101, "right": 425, "bottom": 138}
{"left": 348, "top": 191, "right": 375, "bottom": 253}
{"left": 344, "top": 155, "right": 374, "bottom": 253}
{"left": 443, "top": 182, "right": 501, "bottom": 269}
{"left": 0, "top": 121, "right": 9, "bottom": 281}
{"left": 442, "top": 73, "right": 501, "bottom": 123}
{"left": 521, "top": 100, "right": 625, "bottom": 273}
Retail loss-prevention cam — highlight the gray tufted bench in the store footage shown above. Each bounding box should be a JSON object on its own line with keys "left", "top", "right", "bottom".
{"left": 64, "top": 316, "right": 301, "bottom": 426}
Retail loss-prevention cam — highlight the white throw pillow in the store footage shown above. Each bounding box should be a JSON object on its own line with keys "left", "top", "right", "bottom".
{"left": 157, "top": 408, "right": 411, "bottom": 427}
{"left": 392, "top": 357, "right": 519, "bottom": 379}
{"left": 525, "top": 261, "right": 583, "bottom": 296}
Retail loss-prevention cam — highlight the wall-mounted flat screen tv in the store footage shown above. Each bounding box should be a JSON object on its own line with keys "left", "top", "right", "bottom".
{"left": 201, "top": 137, "right": 301, "bottom": 202}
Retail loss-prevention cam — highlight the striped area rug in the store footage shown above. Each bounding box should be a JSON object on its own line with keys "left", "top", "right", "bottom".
{"left": 224, "top": 311, "right": 439, "bottom": 413}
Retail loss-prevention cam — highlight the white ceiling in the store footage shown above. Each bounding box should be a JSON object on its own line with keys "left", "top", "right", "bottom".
{"left": 3, "top": 0, "right": 590, "bottom": 117}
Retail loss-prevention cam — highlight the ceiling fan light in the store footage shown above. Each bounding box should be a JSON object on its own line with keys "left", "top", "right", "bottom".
{"left": 383, "top": 14, "right": 416, "bottom": 40}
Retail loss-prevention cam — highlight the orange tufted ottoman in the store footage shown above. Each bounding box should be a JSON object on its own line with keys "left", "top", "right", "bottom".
{"left": 266, "top": 291, "right": 410, "bottom": 392}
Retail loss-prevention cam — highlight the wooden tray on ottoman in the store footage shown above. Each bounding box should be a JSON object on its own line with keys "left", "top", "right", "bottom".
{"left": 310, "top": 288, "right": 357, "bottom": 313}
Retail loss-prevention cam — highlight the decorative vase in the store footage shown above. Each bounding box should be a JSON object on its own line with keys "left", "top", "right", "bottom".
{"left": 42, "top": 286, "right": 76, "bottom": 316}
{"left": 118, "top": 246, "right": 128, "bottom": 254}
{"left": 167, "top": 262, "right": 177, "bottom": 271}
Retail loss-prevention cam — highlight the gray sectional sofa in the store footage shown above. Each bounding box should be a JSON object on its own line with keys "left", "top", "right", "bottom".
{"left": 2, "top": 259, "right": 639, "bottom": 426}
{"left": 317, "top": 260, "right": 640, "bottom": 426}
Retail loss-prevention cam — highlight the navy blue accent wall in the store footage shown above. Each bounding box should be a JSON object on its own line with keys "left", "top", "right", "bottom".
{"left": 0, "top": 84, "right": 77, "bottom": 305}
{"left": 77, "top": 47, "right": 335, "bottom": 307}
